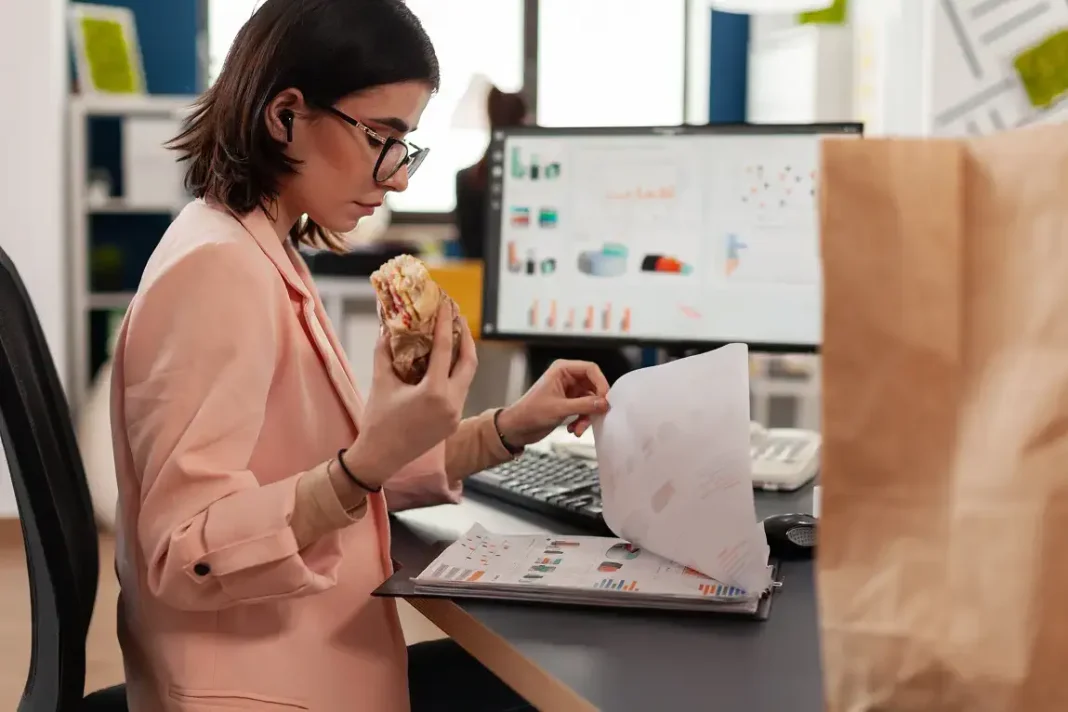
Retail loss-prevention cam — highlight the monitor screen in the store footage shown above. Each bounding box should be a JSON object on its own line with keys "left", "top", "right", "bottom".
{"left": 480, "top": 123, "right": 862, "bottom": 351}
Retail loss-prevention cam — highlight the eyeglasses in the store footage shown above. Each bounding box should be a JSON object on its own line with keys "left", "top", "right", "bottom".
{"left": 325, "top": 106, "right": 429, "bottom": 183}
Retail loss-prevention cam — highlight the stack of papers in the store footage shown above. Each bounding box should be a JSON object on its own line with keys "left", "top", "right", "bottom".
{"left": 412, "top": 343, "right": 775, "bottom": 613}
{"left": 414, "top": 524, "right": 770, "bottom": 615}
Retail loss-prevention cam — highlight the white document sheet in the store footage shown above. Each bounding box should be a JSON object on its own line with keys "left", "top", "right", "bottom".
{"left": 591, "top": 343, "right": 772, "bottom": 594}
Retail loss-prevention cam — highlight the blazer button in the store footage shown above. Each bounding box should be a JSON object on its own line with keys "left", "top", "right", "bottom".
{"left": 193, "top": 562, "right": 211, "bottom": 577}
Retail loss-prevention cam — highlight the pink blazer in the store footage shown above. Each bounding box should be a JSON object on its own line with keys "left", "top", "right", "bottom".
{"left": 111, "top": 200, "right": 507, "bottom": 711}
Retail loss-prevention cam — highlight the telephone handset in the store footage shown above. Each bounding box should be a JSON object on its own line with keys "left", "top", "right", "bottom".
{"left": 750, "top": 422, "right": 821, "bottom": 491}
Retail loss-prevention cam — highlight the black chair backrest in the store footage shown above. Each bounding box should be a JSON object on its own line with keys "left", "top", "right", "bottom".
{"left": 0, "top": 246, "right": 101, "bottom": 710}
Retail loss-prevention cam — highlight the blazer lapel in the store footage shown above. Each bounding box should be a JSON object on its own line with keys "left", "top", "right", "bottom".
{"left": 236, "top": 210, "right": 365, "bottom": 432}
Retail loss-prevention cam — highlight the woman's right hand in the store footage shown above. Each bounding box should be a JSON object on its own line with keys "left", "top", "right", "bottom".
{"left": 343, "top": 301, "right": 478, "bottom": 489}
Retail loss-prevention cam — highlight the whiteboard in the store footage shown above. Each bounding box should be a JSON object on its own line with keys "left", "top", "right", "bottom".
{"left": 929, "top": 0, "right": 1068, "bottom": 135}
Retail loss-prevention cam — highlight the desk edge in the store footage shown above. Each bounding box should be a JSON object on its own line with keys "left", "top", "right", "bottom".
{"left": 408, "top": 597, "right": 599, "bottom": 712}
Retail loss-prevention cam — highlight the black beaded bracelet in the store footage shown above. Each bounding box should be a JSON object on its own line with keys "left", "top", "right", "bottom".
{"left": 336, "top": 448, "right": 383, "bottom": 493}
{"left": 493, "top": 408, "right": 524, "bottom": 456}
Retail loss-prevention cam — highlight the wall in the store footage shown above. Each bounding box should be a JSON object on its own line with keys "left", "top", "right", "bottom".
{"left": 0, "top": 0, "right": 67, "bottom": 517}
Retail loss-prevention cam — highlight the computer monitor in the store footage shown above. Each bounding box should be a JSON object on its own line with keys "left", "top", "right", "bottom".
{"left": 479, "top": 123, "right": 862, "bottom": 352}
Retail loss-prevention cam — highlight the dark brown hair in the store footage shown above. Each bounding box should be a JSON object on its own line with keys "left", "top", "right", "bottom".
{"left": 169, "top": 0, "right": 440, "bottom": 252}
{"left": 472, "top": 87, "right": 528, "bottom": 188}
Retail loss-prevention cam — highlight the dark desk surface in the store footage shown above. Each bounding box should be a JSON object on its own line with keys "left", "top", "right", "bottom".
{"left": 390, "top": 486, "right": 821, "bottom": 712}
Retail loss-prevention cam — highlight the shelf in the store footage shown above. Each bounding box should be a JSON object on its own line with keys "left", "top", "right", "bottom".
{"left": 70, "top": 93, "right": 196, "bottom": 118}
{"left": 88, "top": 198, "right": 181, "bottom": 215}
{"left": 88, "top": 293, "right": 135, "bottom": 310}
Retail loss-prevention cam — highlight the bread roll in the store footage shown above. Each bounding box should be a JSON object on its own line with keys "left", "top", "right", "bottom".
{"left": 370, "top": 254, "right": 462, "bottom": 384}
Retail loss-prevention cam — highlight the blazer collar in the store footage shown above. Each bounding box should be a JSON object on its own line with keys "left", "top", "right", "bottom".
{"left": 235, "top": 206, "right": 312, "bottom": 301}
{"left": 235, "top": 206, "right": 365, "bottom": 430}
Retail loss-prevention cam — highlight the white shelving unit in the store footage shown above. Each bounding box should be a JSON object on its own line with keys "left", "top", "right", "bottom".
{"left": 68, "top": 94, "right": 197, "bottom": 413}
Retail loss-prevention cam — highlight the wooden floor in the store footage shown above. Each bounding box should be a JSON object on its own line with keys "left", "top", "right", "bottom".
{"left": 0, "top": 519, "right": 444, "bottom": 708}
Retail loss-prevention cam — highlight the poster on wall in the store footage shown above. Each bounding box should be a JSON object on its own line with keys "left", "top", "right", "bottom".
{"left": 68, "top": 4, "right": 146, "bottom": 95}
{"left": 929, "top": 0, "right": 1068, "bottom": 135}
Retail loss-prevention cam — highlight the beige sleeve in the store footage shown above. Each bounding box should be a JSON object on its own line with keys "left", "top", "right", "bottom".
{"left": 290, "top": 460, "right": 369, "bottom": 550}
{"left": 445, "top": 409, "right": 516, "bottom": 484}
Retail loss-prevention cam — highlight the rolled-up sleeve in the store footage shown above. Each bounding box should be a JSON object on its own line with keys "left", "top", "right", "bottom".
{"left": 121, "top": 243, "right": 349, "bottom": 611}
{"left": 444, "top": 410, "right": 514, "bottom": 481}
{"left": 381, "top": 444, "right": 463, "bottom": 512}
{"left": 383, "top": 410, "right": 513, "bottom": 512}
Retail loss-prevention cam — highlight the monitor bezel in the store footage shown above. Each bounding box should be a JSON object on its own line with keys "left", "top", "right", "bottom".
{"left": 479, "top": 122, "right": 864, "bottom": 354}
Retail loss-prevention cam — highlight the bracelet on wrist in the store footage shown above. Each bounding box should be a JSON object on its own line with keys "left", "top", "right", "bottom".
{"left": 336, "top": 448, "right": 383, "bottom": 493}
{"left": 493, "top": 408, "right": 524, "bottom": 456}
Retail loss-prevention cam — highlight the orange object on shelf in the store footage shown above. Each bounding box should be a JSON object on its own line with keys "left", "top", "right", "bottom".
{"left": 426, "top": 260, "right": 483, "bottom": 339}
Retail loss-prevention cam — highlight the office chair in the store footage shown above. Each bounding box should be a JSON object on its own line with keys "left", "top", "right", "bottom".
{"left": 0, "top": 246, "right": 127, "bottom": 711}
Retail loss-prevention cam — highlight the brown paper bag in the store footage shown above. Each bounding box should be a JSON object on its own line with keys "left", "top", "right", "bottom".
{"left": 818, "top": 123, "right": 1068, "bottom": 712}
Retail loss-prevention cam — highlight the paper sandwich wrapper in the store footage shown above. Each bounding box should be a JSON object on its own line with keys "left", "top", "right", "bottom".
{"left": 818, "top": 123, "right": 1068, "bottom": 711}
{"left": 376, "top": 293, "right": 463, "bottom": 385}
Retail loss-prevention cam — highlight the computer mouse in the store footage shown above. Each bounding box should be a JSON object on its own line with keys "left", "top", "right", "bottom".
{"left": 762, "top": 513, "right": 817, "bottom": 560}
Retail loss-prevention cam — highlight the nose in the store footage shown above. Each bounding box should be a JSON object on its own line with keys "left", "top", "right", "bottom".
{"left": 381, "top": 164, "right": 409, "bottom": 193}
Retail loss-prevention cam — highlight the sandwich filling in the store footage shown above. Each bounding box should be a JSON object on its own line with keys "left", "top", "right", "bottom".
{"left": 370, "top": 254, "right": 433, "bottom": 330}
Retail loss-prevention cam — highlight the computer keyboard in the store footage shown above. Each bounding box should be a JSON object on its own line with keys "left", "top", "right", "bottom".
{"left": 465, "top": 451, "right": 612, "bottom": 533}
{"left": 467, "top": 428, "right": 821, "bottom": 529}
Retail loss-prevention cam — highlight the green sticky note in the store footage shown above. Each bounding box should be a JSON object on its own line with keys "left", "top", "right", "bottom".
{"left": 799, "top": 0, "right": 848, "bottom": 25}
{"left": 81, "top": 17, "right": 138, "bottom": 93}
{"left": 1014, "top": 29, "right": 1068, "bottom": 109}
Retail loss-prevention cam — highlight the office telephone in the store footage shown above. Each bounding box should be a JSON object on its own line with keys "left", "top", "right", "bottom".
{"left": 749, "top": 422, "right": 821, "bottom": 491}
{"left": 548, "top": 422, "right": 820, "bottom": 491}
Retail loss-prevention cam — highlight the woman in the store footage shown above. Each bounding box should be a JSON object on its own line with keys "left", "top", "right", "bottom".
{"left": 454, "top": 86, "right": 528, "bottom": 261}
{"left": 111, "top": 2, "right": 609, "bottom": 710}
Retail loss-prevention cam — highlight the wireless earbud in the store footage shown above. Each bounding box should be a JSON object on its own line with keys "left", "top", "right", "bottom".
{"left": 279, "top": 109, "right": 295, "bottom": 143}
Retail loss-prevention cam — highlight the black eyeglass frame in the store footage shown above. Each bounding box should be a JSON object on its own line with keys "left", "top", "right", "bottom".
{"left": 324, "top": 106, "right": 429, "bottom": 183}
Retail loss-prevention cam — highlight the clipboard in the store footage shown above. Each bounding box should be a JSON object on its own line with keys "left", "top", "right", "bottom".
{"left": 373, "top": 559, "right": 784, "bottom": 621}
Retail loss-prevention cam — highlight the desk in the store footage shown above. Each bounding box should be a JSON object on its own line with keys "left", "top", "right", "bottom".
{"left": 390, "top": 485, "right": 821, "bottom": 711}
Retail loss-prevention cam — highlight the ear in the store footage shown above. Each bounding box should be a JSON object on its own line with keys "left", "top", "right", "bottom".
{"left": 265, "top": 88, "right": 308, "bottom": 144}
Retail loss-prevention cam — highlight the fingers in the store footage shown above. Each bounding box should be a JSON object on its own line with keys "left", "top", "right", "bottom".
{"left": 553, "top": 360, "right": 610, "bottom": 396}
{"left": 557, "top": 394, "right": 609, "bottom": 419}
{"left": 372, "top": 330, "right": 395, "bottom": 379}
{"left": 449, "top": 316, "right": 479, "bottom": 389}
{"left": 424, "top": 301, "right": 456, "bottom": 382}
{"left": 568, "top": 416, "right": 590, "bottom": 436}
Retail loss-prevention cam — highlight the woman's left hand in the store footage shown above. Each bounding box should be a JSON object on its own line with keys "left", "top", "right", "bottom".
{"left": 496, "top": 360, "right": 611, "bottom": 449}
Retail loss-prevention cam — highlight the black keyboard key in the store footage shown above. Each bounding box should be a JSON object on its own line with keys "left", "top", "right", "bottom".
{"left": 465, "top": 452, "right": 610, "bottom": 534}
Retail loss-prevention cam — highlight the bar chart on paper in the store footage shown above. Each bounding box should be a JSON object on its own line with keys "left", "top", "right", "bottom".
{"left": 698, "top": 582, "right": 747, "bottom": 598}
{"left": 596, "top": 578, "right": 640, "bottom": 592}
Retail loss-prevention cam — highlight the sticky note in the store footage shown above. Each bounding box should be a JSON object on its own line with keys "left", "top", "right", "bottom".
{"left": 798, "top": 0, "right": 848, "bottom": 25}
{"left": 1013, "top": 29, "right": 1068, "bottom": 109}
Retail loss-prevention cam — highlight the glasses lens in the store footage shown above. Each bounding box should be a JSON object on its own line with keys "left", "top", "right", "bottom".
{"left": 375, "top": 141, "right": 409, "bottom": 182}
{"left": 407, "top": 148, "right": 428, "bottom": 178}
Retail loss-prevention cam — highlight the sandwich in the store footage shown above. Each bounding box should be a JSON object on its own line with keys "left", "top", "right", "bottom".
{"left": 370, "top": 254, "right": 462, "bottom": 384}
